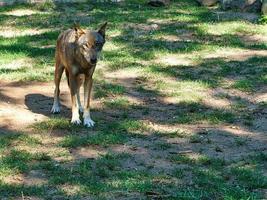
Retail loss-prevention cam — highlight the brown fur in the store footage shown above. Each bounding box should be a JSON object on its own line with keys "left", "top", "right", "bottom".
{"left": 51, "top": 23, "right": 107, "bottom": 127}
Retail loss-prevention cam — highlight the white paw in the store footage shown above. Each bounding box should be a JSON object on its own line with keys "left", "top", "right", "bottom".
{"left": 71, "top": 116, "right": 81, "bottom": 125}
{"left": 51, "top": 104, "right": 60, "bottom": 113}
{"left": 84, "top": 117, "right": 95, "bottom": 128}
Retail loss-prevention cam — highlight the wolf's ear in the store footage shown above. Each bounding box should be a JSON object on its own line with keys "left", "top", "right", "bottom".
{"left": 98, "top": 22, "right": 107, "bottom": 38}
{"left": 73, "top": 21, "right": 80, "bottom": 29}
{"left": 73, "top": 22, "right": 85, "bottom": 39}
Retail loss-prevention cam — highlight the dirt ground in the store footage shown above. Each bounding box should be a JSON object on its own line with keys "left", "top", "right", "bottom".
{"left": 1, "top": 76, "right": 266, "bottom": 163}
{"left": 0, "top": 1, "right": 267, "bottom": 198}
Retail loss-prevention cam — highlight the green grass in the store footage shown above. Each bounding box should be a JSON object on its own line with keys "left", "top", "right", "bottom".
{"left": 94, "top": 81, "right": 126, "bottom": 99}
{"left": 32, "top": 117, "right": 73, "bottom": 130}
{"left": 59, "top": 132, "right": 126, "bottom": 148}
{"left": 0, "top": 0, "right": 267, "bottom": 199}
{"left": 232, "top": 79, "right": 254, "bottom": 92}
{"left": 172, "top": 102, "right": 235, "bottom": 124}
{"left": 103, "top": 97, "right": 130, "bottom": 109}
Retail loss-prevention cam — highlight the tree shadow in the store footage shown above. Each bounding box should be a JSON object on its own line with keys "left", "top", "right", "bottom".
{"left": 0, "top": 112, "right": 265, "bottom": 199}
{"left": 0, "top": 0, "right": 266, "bottom": 199}
{"left": 146, "top": 55, "right": 267, "bottom": 89}
{"left": 1, "top": 76, "right": 266, "bottom": 198}
{"left": 0, "top": 0, "right": 264, "bottom": 74}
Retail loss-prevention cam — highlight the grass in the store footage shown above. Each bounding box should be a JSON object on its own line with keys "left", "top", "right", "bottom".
{"left": 94, "top": 81, "right": 126, "bottom": 99}
{"left": 59, "top": 132, "right": 126, "bottom": 148}
{"left": 0, "top": 0, "right": 267, "bottom": 199}
{"left": 103, "top": 97, "right": 130, "bottom": 109}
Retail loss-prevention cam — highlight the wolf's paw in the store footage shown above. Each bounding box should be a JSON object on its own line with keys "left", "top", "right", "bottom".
{"left": 51, "top": 104, "right": 60, "bottom": 113}
{"left": 84, "top": 118, "right": 95, "bottom": 128}
{"left": 71, "top": 117, "right": 81, "bottom": 125}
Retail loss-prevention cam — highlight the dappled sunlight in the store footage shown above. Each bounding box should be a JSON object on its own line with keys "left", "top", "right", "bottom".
{"left": 108, "top": 29, "right": 122, "bottom": 38}
{"left": 0, "top": 27, "right": 52, "bottom": 38}
{"left": 154, "top": 54, "right": 194, "bottom": 66}
{"left": 160, "top": 80, "right": 209, "bottom": 103}
{"left": 3, "top": 9, "right": 49, "bottom": 17}
{"left": 221, "top": 126, "right": 264, "bottom": 137}
{"left": 0, "top": 104, "right": 48, "bottom": 129}
{"left": 163, "top": 88, "right": 231, "bottom": 110}
{"left": 202, "top": 94, "right": 231, "bottom": 109}
{"left": 156, "top": 34, "right": 178, "bottom": 42}
{"left": 0, "top": 30, "right": 58, "bottom": 81}
{"left": 139, "top": 69, "right": 210, "bottom": 104}
{"left": 2, "top": 174, "right": 24, "bottom": 185}
{"left": 71, "top": 147, "right": 107, "bottom": 160}
{"left": 201, "top": 21, "right": 267, "bottom": 35}
{"left": 60, "top": 183, "right": 82, "bottom": 197}
{"left": 0, "top": 81, "right": 71, "bottom": 130}
{"left": 0, "top": 58, "right": 34, "bottom": 69}
{"left": 0, "top": 0, "right": 266, "bottom": 198}
{"left": 146, "top": 123, "right": 191, "bottom": 134}
{"left": 237, "top": 33, "right": 267, "bottom": 45}
{"left": 175, "top": 14, "right": 200, "bottom": 23}
{"left": 186, "top": 152, "right": 207, "bottom": 162}
{"left": 104, "top": 67, "right": 140, "bottom": 86}
{"left": 147, "top": 18, "right": 176, "bottom": 25}
{"left": 126, "top": 23, "right": 160, "bottom": 33}
{"left": 0, "top": 69, "right": 54, "bottom": 81}
{"left": 254, "top": 92, "right": 267, "bottom": 103}
{"left": 104, "top": 41, "right": 122, "bottom": 51}
{"left": 202, "top": 48, "right": 267, "bottom": 61}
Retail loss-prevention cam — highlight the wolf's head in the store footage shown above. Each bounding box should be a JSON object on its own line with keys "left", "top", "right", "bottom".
{"left": 74, "top": 22, "right": 107, "bottom": 65}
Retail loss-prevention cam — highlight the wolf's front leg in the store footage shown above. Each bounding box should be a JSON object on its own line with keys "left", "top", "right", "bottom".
{"left": 77, "top": 75, "right": 83, "bottom": 113}
{"left": 83, "top": 76, "right": 95, "bottom": 127}
{"left": 69, "top": 75, "right": 81, "bottom": 125}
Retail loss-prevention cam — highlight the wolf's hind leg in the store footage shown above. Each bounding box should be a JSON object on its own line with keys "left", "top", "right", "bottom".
{"left": 51, "top": 62, "right": 64, "bottom": 114}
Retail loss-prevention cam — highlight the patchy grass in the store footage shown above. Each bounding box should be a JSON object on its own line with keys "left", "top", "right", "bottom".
{"left": 103, "top": 97, "right": 130, "bottom": 109}
{"left": 94, "top": 81, "right": 126, "bottom": 99}
{"left": 32, "top": 117, "right": 72, "bottom": 131}
{"left": 59, "top": 132, "right": 126, "bottom": 148}
{"left": 232, "top": 79, "right": 254, "bottom": 92}
{"left": 0, "top": 0, "right": 267, "bottom": 199}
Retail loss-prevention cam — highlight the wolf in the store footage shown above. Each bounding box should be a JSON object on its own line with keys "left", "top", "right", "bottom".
{"left": 51, "top": 22, "right": 107, "bottom": 127}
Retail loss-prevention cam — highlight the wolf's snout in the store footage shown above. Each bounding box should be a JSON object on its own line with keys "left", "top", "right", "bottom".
{"left": 90, "top": 58, "right": 97, "bottom": 64}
